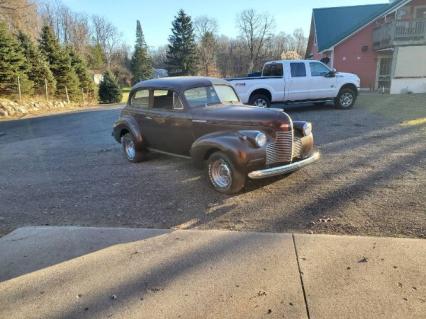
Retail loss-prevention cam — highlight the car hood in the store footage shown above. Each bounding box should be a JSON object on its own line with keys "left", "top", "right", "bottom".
{"left": 191, "top": 104, "right": 291, "bottom": 128}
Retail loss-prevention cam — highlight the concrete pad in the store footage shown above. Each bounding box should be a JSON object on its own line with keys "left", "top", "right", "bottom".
{"left": 294, "top": 234, "right": 426, "bottom": 319}
{"left": 0, "top": 226, "right": 170, "bottom": 282}
{"left": 0, "top": 227, "right": 307, "bottom": 319}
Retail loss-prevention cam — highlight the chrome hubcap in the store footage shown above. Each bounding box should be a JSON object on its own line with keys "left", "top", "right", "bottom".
{"left": 254, "top": 98, "right": 268, "bottom": 108}
{"left": 209, "top": 159, "right": 232, "bottom": 189}
{"left": 123, "top": 137, "right": 136, "bottom": 160}
{"left": 340, "top": 93, "right": 353, "bottom": 107}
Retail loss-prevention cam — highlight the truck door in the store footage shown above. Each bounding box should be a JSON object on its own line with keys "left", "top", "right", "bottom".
{"left": 286, "top": 62, "right": 311, "bottom": 101}
{"left": 307, "top": 61, "right": 336, "bottom": 99}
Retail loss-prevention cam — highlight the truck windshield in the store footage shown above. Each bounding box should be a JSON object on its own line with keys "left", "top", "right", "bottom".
{"left": 184, "top": 85, "right": 240, "bottom": 107}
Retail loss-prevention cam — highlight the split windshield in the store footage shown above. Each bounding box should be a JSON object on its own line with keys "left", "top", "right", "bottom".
{"left": 184, "top": 85, "right": 240, "bottom": 107}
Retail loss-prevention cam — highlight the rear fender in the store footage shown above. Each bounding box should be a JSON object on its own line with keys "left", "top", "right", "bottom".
{"left": 112, "top": 116, "right": 144, "bottom": 149}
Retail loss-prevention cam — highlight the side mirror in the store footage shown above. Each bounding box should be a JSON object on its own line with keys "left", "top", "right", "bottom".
{"left": 325, "top": 68, "right": 336, "bottom": 77}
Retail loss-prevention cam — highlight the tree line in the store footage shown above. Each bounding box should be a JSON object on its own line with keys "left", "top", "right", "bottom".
{"left": 0, "top": 0, "right": 308, "bottom": 103}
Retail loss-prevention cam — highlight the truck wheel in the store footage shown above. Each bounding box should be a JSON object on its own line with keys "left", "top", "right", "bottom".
{"left": 249, "top": 94, "right": 271, "bottom": 108}
{"left": 207, "top": 151, "right": 246, "bottom": 194}
{"left": 121, "top": 132, "right": 147, "bottom": 163}
{"left": 335, "top": 88, "right": 356, "bottom": 109}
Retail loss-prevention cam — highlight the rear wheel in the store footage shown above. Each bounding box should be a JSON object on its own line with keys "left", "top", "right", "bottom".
{"left": 121, "top": 132, "right": 147, "bottom": 163}
{"left": 335, "top": 87, "right": 356, "bottom": 109}
{"left": 207, "top": 152, "right": 246, "bottom": 194}
{"left": 249, "top": 94, "right": 271, "bottom": 108}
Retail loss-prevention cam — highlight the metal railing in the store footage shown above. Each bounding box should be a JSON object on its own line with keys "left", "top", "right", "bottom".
{"left": 373, "top": 19, "right": 426, "bottom": 50}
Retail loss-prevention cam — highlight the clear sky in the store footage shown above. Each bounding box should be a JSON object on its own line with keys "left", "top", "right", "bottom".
{"left": 61, "top": 0, "right": 386, "bottom": 49}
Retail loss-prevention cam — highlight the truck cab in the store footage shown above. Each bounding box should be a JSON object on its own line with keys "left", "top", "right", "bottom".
{"left": 227, "top": 60, "right": 361, "bottom": 109}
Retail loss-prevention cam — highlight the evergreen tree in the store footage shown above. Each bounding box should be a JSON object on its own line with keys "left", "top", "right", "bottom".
{"left": 98, "top": 70, "right": 122, "bottom": 103}
{"left": 130, "top": 20, "right": 153, "bottom": 84}
{"left": 67, "top": 46, "right": 95, "bottom": 98}
{"left": 39, "top": 25, "right": 80, "bottom": 101}
{"left": 17, "top": 31, "right": 56, "bottom": 96}
{"left": 0, "top": 23, "right": 33, "bottom": 95}
{"left": 87, "top": 43, "right": 106, "bottom": 70}
{"left": 166, "top": 10, "right": 198, "bottom": 76}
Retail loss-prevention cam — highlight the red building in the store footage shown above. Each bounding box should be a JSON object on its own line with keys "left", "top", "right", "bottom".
{"left": 306, "top": 0, "right": 426, "bottom": 93}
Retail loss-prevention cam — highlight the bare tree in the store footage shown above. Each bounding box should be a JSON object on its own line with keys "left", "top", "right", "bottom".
{"left": 91, "top": 15, "right": 121, "bottom": 69}
{"left": 194, "top": 16, "right": 219, "bottom": 76}
{"left": 0, "top": 0, "right": 39, "bottom": 39}
{"left": 194, "top": 16, "right": 218, "bottom": 40}
{"left": 150, "top": 45, "right": 168, "bottom": 69}
{"left": 237, "top": 9, "right": 275, "bottom": 73}
{"left": 292, "top": 28, "right": 307, "bottom": 57}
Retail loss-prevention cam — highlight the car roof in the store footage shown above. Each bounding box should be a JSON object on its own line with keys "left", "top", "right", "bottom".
{"left": 132, "top": 76, "right": 231, "bottom": 91}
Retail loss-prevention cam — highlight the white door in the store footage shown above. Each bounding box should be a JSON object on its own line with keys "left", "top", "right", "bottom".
{"left": 286, "top": 62, "right": 311, "bottom": 101}
{"left": 307, "top": 61, "right": 336, "bottom": 99}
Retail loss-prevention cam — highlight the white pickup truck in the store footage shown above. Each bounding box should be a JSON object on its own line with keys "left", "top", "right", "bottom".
{"left": 227, "top": 60, "right": 361, "bottom": 109}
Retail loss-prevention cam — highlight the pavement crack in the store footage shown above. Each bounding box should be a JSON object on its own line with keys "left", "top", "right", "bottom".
{"left": 292, "top": 233, "right": 311, "bottom": 319}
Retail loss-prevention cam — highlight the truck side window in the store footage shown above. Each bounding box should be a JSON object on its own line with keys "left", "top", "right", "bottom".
{"left": 131, "top": 89, "right": 149, "bottom": 108}
{"left": 290, "top": 63, "right": 306, "bottom": 77}
{"left": 310, "top": 62, "right": 330, "bottom": 76}
{"left": 263, "top": 63, "right": 283, "bottom": 77}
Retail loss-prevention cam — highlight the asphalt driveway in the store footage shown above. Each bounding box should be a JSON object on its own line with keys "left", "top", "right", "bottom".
{"left": 0, "top": 96, "right": 425, "bottom": 238}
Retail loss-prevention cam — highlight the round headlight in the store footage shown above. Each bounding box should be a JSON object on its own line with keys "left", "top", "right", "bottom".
{"left": 255, "top": 132, "right": 267, "bottom": 147}
{"left": 303, "top": 122, "right": 312, "bottom": 136}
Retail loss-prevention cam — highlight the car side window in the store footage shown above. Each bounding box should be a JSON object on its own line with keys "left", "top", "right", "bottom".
{"left": 152, "top": 89, "right": 183, "bottom": 111}
{"left": 290, "top": 63, "right": 306, "bottom": 77}
{"left": 130, "top": 89, "right": 149, "bottom": 108}
{"left": 310, "top": 62, "right": 330, "bottom": 77}
{"left": 263, "top": 63, "right": 283, "bottom": 77}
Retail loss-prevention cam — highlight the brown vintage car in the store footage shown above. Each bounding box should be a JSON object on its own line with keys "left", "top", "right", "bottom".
{"left": 113, "top": 77, "right": 320, "bottom": 194}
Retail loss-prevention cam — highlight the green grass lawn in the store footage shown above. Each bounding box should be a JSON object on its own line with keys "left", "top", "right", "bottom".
{"left": 357, "top": 93, "right": 426, "bottom": 123}
{"left": 121, "top": 87, "right": 131, "bottom": 104}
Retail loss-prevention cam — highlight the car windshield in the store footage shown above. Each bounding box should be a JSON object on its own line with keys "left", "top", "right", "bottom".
{"left": 184, "top": 85, "right": 239, "bottom": 107}
{"left": 214, "top": 85, "right": 240, "bottom": 104}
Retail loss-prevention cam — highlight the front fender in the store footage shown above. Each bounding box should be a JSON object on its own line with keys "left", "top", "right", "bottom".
{"left": 190, "top": 131, "right": 266, "bottom": 170}
{"left": 112, "top": 116, "right": 144, "bottom": 148}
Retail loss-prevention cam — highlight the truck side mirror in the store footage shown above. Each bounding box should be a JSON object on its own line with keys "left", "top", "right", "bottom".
{"left": 325, "top": 68, "right": 336, "bottom": 77}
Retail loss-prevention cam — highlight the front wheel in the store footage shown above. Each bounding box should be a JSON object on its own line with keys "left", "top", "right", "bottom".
{"left": 121, "top": 132, "right": 147, "bottom": 163}
{"left": 249, "top": 94, "right": 271, "bottom": 108}
{"left": 207, "top": 152, "right": 246, "bottom": 194}
{"left": 335, "top": 88, "right": 356, "bottom": 109}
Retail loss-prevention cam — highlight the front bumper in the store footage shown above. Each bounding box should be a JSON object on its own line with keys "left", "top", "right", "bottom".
{"left": 248, "top": 151, "right": 320, "bottom": 179}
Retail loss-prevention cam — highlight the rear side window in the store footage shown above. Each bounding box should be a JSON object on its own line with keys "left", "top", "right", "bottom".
{"left": 130, "top": 89, "right": 149, "bottom": 108}
{"left": 263, "top": 63, "right": 283, "bottom": 77}
{"left": 290, "top": 63, "right": 306, "bottom": 77}
{"left": 152, "top": 90, "right": 184, "bottom": 110}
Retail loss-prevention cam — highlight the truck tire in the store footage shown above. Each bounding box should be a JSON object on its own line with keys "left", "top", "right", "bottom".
{"left": 207, "top": 151, "right": 246, "bottom": 194}
{"left": 335, "top": 87, "right": 356, "bottom": 109}
{"left": 121, "top": 132, "right": 147, "bottom": 163}
{"left": 249, "top": 94, "right": 271, "bottom": 108}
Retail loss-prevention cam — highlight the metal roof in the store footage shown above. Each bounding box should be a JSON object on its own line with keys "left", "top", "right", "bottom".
{"left": 313, "top": 0, "right": 407, "bottom": 52}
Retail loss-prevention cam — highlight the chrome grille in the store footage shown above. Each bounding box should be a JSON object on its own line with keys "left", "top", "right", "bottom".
{"left": 293, "top": 136, "right": 303, "bottom": 159}
{"left": 266, "top": 131, "right": 293, "bottom": 165}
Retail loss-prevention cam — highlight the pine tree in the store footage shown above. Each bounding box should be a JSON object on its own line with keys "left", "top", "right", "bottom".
{"left": 17, "top": 31, "right": 56, "bottom": 96}
{"left": 39, "top": 25, "right": 81, "bottom": 101}
{"left": 166, "top": 10, "right": 198, "bottom": 76}
{"left": 98, "top": 70, "right": 122, "bottom": 103}
{"left": 67, "top": 46, "right": 95, "bottom": 98}
{"left": 0, "top": 23, "right": 33, "bottom": 95}
{"left": 130, "top": 20, "right": 153, "bottom": 84}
